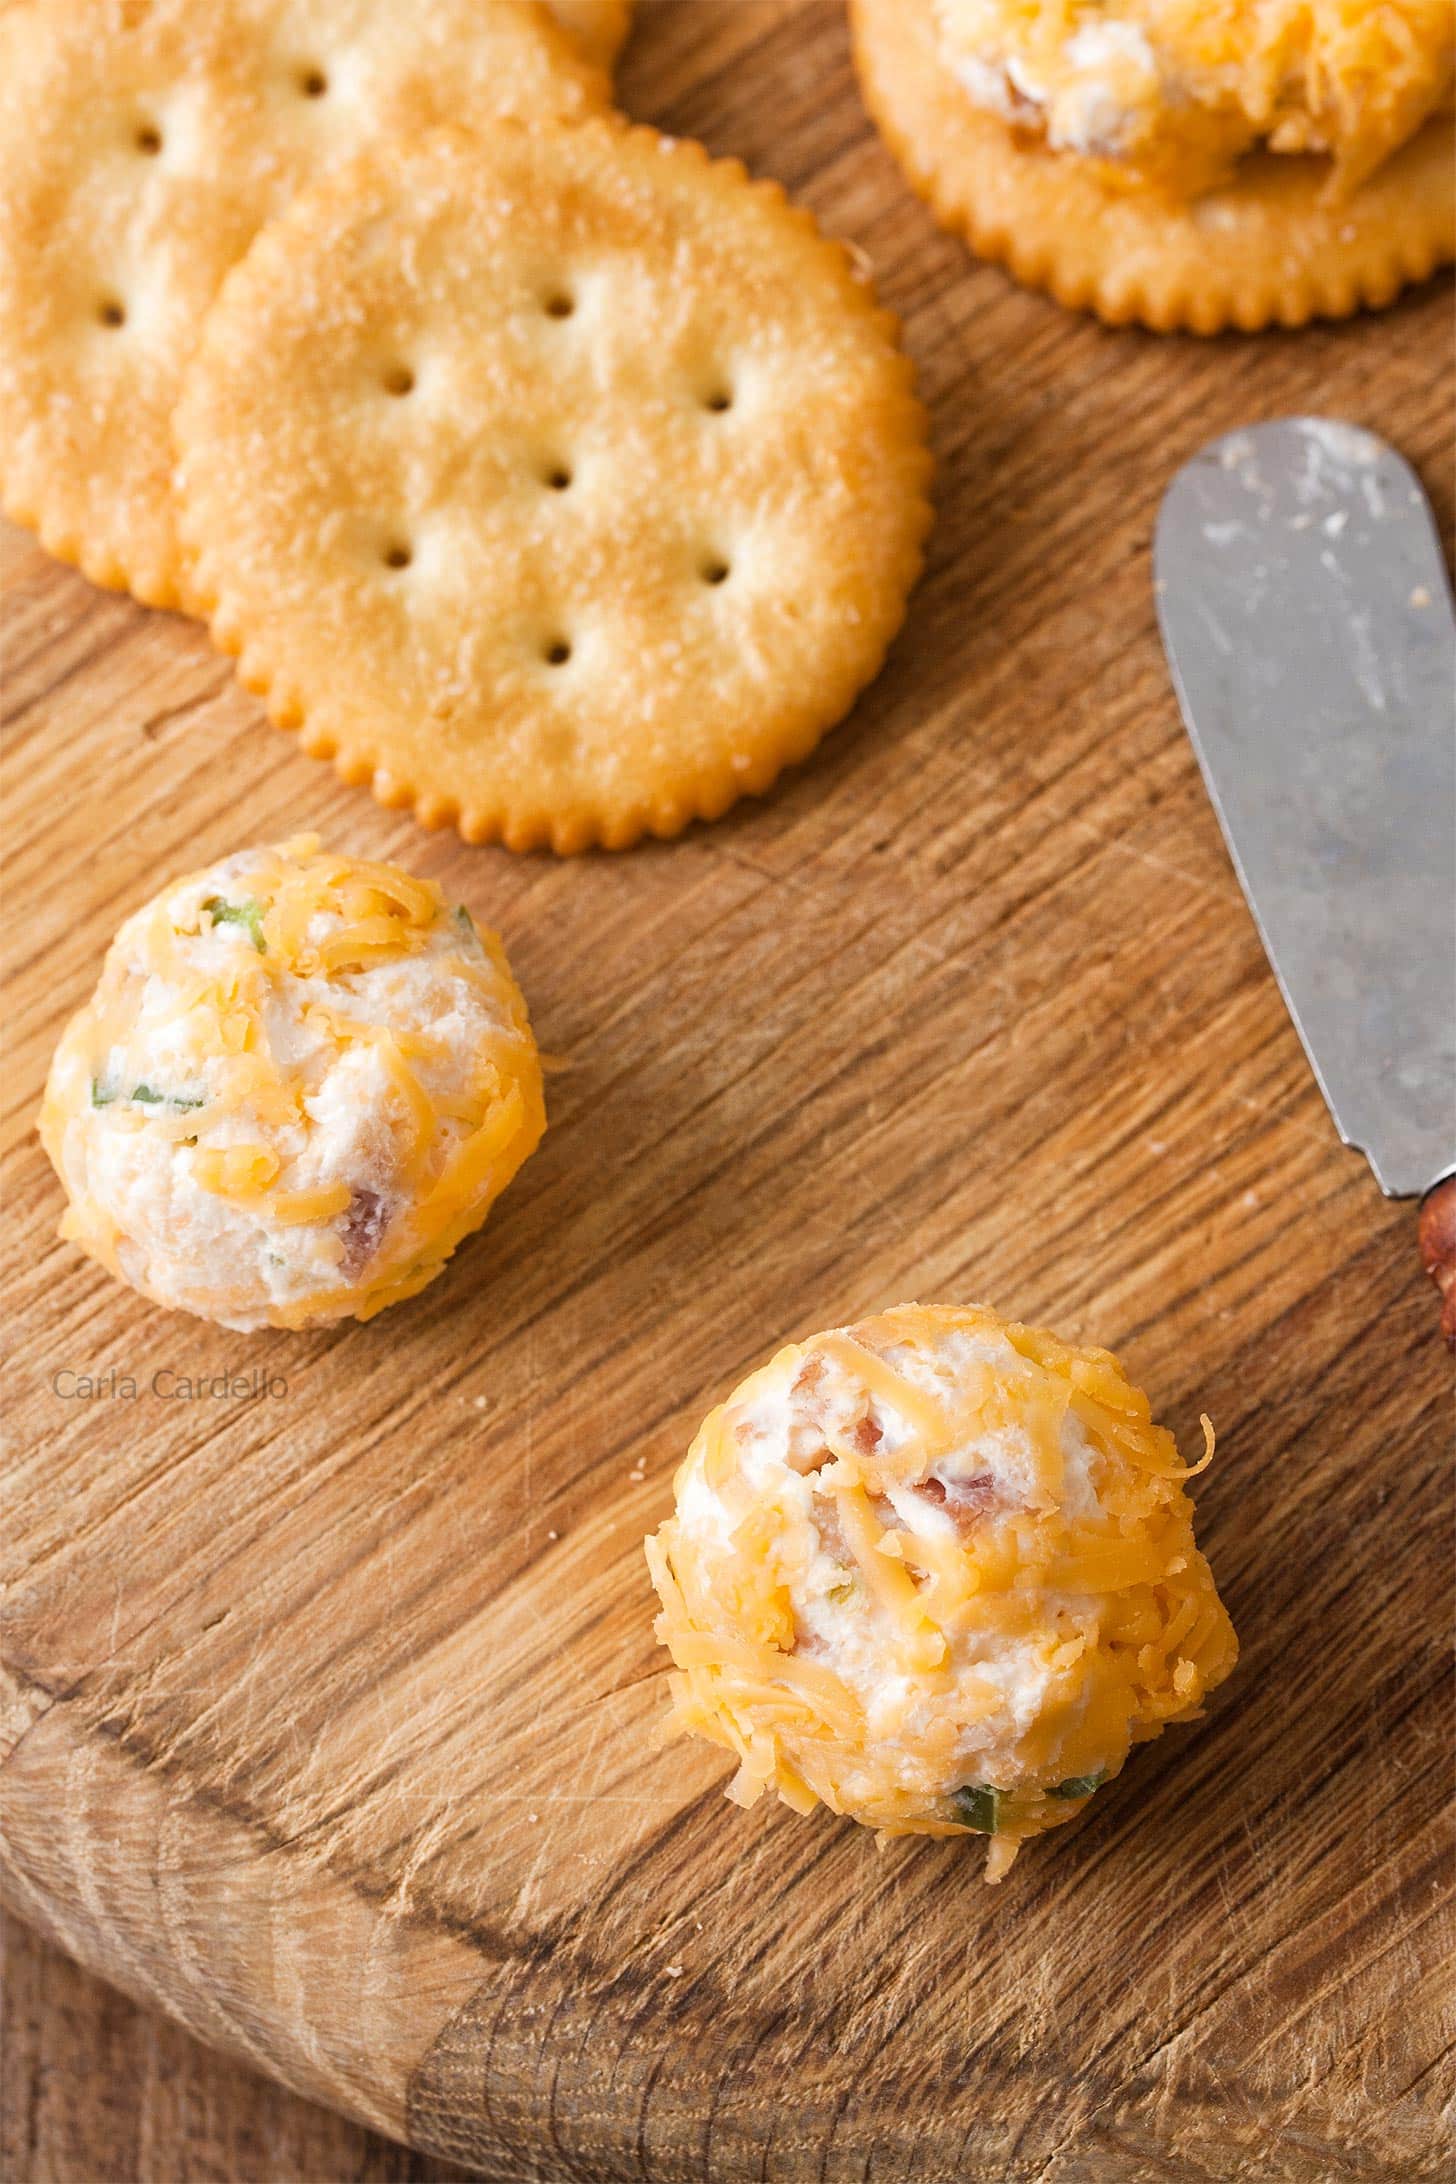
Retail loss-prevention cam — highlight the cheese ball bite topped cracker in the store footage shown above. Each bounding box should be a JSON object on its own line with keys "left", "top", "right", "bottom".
{"left": 851, "top": 0, "right": 1454, "bottom": 329}
{"left": 646, "top": 1304, "right": 1237, "bottom": 1880}
{"left": 937, "top": 0, "right": 1455, "bottom": 197}
{"left": 39, "top": 838, "right": 544, "bottom": 1331}
{"left": 0, "top": 0, "right": 607, "bottom": 606}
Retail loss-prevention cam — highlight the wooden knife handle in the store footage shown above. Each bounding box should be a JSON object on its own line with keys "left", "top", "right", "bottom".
{"left": 1418, "top": 1176, "right": 1456, "bottom": 1352}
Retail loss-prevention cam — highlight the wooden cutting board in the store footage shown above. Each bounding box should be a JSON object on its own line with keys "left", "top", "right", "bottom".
{"left": 3, "top": 6, "right": 1452, "bottom": 2178}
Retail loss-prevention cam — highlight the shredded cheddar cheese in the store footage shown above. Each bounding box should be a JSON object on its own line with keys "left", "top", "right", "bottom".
{"left": 937, "top": 0, "right": 1455, "bottom": 197}
{"left": 645, "top": 1303, "right": 1237, "bottom": 1881}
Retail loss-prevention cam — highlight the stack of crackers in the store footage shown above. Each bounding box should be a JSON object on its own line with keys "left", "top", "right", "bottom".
{"left": 0, "top": 0, "right": 934, "bottom": 852}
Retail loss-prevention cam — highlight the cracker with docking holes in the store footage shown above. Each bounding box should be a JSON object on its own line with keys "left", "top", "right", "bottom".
{"left": 850, "top": 0, "right": 1454, "bottom": 332}
{"left": 0, "top": 0, "right": 608, "bottom": 608}
{"left": 174, "top": 121, "right": 933, "bottom": 854}
{"left": 548, "top": 0, "right": 631, "bottom": 68}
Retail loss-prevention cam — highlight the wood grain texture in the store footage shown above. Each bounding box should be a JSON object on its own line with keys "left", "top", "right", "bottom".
{"left": 1418, "top": 1175, "right": 1456, "bottom": 1348}
{"left": 2, "top": 4, "right": 1453, "bottom": 2179}
{"left": 1, "top": 1911, "right": 474, "bottom": 2184}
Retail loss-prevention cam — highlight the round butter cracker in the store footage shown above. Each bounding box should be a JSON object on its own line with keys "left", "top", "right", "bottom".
{"left": 0, "top": 0, "right": 608, "bottom": 607}
{"left": 851, "top": 0, "right": 1455, "bottom": 332}
{"left": 175, "top": 120, "right": 933, "bottom": 853}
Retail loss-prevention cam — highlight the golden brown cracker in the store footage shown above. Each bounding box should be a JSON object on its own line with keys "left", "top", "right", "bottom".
{"left": 174, "top": 120, "right": 933, "bottom": 854}
{"left": 850, "top": 0, "right": 1454, "bottom": 332}
{"left": 0, "top": 0, "right": 608, "bottom": 607}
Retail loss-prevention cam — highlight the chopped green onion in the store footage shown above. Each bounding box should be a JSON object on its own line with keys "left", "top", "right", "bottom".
{"left": 131, "top": 1084, "right": 206, "bottom": 1111}
{"left": 1049, "top": 1770, "right": 1108, "bottom": 1800}
{"left": 453, "top": 903, "right": 477, "bottom": 936}
{"left": 90, "top": 1078, "right": 118, "bottom": 1107}
{"left": 951, "top": 1784, "right": 1003, "bottom": 1834}
{"left": 202, "top": 895, "right": 267, "bottom": 953}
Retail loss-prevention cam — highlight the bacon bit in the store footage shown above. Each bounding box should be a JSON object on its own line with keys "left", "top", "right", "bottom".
{"left": 807, "top": 1498, "right": 858, "bottom": 1583}
{"left": 918, "top": 1473, "right": 1001, "bottom": 1537}
{"left": 795, "top": 1354, "right": 828, "bottom": 1396}
{"left": 786, "top": 1353, "right": 832, "bottom": 1473}
{"left": 339, "top": 1186, "right": 390, "bottom": 1276}
{"left": 849, "top": 1413, "right": 882, "bottom": 1456}
{"left": 785, "top": 1353, "right": 880, "bottom": 1474}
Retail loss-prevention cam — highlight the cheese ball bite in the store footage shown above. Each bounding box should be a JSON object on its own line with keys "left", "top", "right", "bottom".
{"left": 40, "top": 837, "right": 544, "bottom": 1331}
{"left": 646, "top": 1304, "right": 1237, "bottom": 1880}
{"left": 935, "top": 0, "right": 1454, "bottom": 199}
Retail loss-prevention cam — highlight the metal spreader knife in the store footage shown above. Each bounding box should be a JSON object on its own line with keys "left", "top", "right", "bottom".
{"left": 1155, "top": 418, "right": 1456, "bottom": 1344}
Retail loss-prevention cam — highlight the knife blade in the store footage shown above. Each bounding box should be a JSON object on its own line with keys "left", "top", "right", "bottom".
{"left": 1154, "top": 417, "right": 1456, "bottom": 1340}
